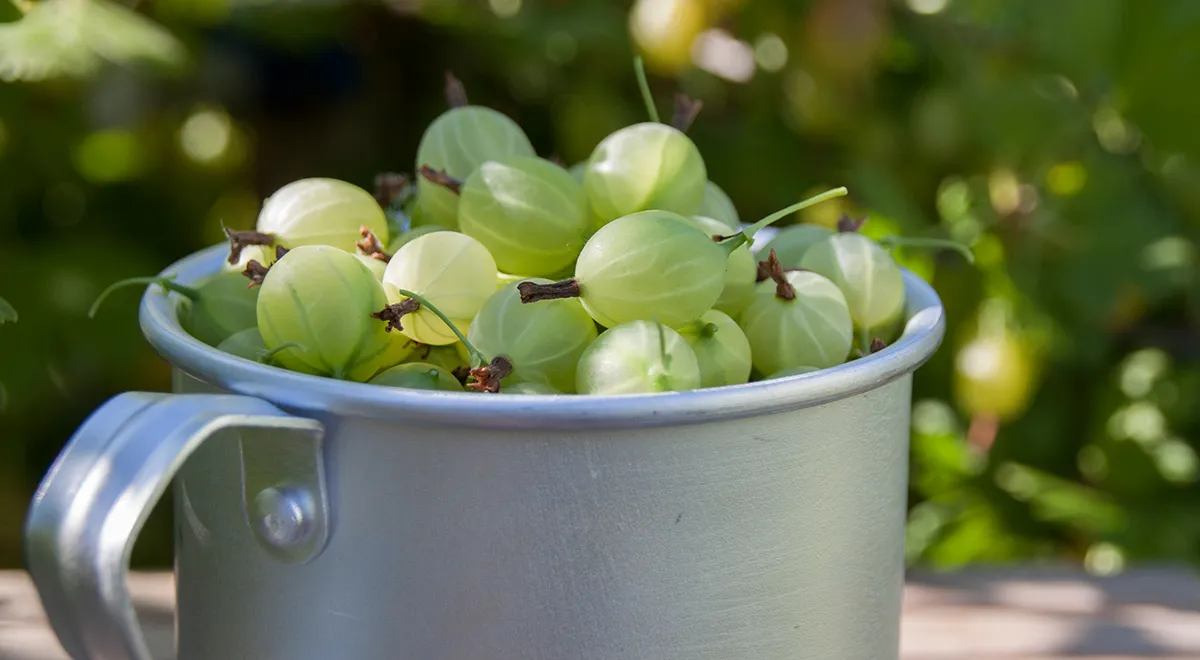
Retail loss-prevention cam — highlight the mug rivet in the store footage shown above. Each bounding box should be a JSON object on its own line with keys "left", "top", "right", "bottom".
{"left": 252, "top": 486, "right": 314, "bottom": 549}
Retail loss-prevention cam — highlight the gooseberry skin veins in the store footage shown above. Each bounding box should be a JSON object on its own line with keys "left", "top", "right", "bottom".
{"left": 468, "top": 280, "right": 598, "bottom": 393}
{"left": 696, "top": 181, "right": 740, "bottom": 231}
{"left": 688, "top": 214, "right": 755, "bottom": 319}
{"left": 355, "top": 254, "right": 387, "bottom": 281}
{"left": 257, "top": 178, "right": 389, "bottom": 253}
{"left": 759, "top": 224, "right": 835, "bottom": 267}
{"left": 415, "top": 106, "right": 536, "bottom": 229}
{"left": 679, "top": 309, "right": 752, "bottom": 389}
{"left": 799, "top": 232, "right": 906, "bottom": 333}
{"left": 369, "top": 362, "right": 464, "bottom": 391}
{"left": 382, "top": 231, "right": 498, "bottom": 345}
{"left": 184, "top": 271, "right": 259, "bottom": 347}
{"left": 739, "top": 270, "right": 854, "bottom": 376}
{"left": 256, "top": 245, "right": 394, "bottom": 381}
{"left": 575, "top": 320, "right": 702, "bottom": 395}
{"left": 574, "top": 210, "right": 724, "bottom": 328}
{"left": 583, "top": 122, "right": 706, "bottom": 227}
{"left": 458, "top": 156, "right": 589, "bottom": 277}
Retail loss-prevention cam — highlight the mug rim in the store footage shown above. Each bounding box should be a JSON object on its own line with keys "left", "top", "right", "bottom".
{"left": 139, "top": 244, "right": 946, "bottom": 430}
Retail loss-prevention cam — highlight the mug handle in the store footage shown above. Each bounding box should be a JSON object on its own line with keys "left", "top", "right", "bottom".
{"left": 24, "top": 392, "right": 325, "bottom": 660}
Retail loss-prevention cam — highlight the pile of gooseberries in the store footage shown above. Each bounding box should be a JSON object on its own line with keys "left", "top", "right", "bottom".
{"left": 92, "top": 61, "right": 968, "bottom": 395}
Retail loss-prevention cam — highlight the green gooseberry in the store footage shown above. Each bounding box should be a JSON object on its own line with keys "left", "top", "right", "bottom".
{"left": 677, "top": 309, "right": 752, "bottom": 388}
{"left": 739, "top": 269, "right": 854, "bottom": 375}
{"left": 503, "top": 382, "right": 562, "bottom": 395}
{"left": 386, "top": 224, "right": 449, "bottom": 254}
{"left": 415, "top": 107, "right": 536, "bottom": 229}
{"left": 799, "top": 232, "right": 906, "bottom": 338}
{"left": 696, "top": 181, "right": 740, "bottom": 231}
{"left": 457, "top": 155, "right": 590, "bottom": 277}
{"left": 369, "top": 362, "right": 463, "bottom": 391}
{"left": 468, "top": 280, "right": 598, "bottom": 393}
{"left": 256, "top": 178, "right": 390, "bottom": 252}
{"left": 575, "top": 320, "right": 701, "bottom": 394}
{"left": 583, "top": 122, "right": 707, "bottom": 228}
{"left": 759, "top": 224, "right": 835, "bottom": 268}
{"left": 688, "top": 214, "right": 756, "bottom": 319}
{"left": 256, "top": 245, "right": 395, "bottom": 380}
{"left": 216, "top": 327, "right": 267, "bottom": 361}
{"left": 768, "top": 366, "right": 820, "bottom": 379}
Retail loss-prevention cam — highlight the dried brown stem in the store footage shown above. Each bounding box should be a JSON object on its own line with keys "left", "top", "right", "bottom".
{"left": 275, "top": 245, "right": 289, "bottom": 260}
{"left": 224, "top": 228, "right": 277, "bottom": 265}
{"left": 869, "top": 338, "right": 888, "bottom": 354}
{"left": 836, "top": 213, "right": 867, "bottom": 233}
{"left": 242, "top": 260, "right": 271, "bottom": 288}
{"left": 466, "top": 356, "right": 513, "bottom": 393}
{"left": 451, "top": 365, "right": 471, "bottom": 385}
{"left": 546, "top": 154, "right": 566, "bottom": 167}
{"left": 355, "top": 226, "right": 391, "bottom": 262}
{"left": 374, "top": 172, "right": 410, "bottom": 207}
{"left": 371, "top": 299, "right": 421, "bottom": 333}
{"left": 417, "top": 165, "right": 463, "bottom": 194}
{"left": 671, "top": 93, "right": 703, "bottom": 132}
{"left": 518, "top": 279, "right": 581, "bottom": 304}
{"left": 758, "top": 249, "right": 795, "bottom": 300}
{"left": 445, "top": 72, "right": 469, "bottom": 108}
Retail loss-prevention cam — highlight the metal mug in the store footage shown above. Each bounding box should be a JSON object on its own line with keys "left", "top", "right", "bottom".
{"left": 25, "top": 243, "right": 944, "bottom": 660}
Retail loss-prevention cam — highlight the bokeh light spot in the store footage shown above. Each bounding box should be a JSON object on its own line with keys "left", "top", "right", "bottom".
{"left": 692, "top": 29, "right": 754, "bottom": 83}
{"left": 753, "top": 33, "right": 788, "bottom": 72}
{"left": 1119, "top": 348, "right": 1169, "bottom": 399}
{"left": 180, "top": 108, "right": 232, "bottom": 165}
{"left": 1085, "top": 542, "right": 1125, "bottom": 576}
{"left": 1093, "top": 106, "right": 1140, "bottom": 154}
{"left": 1046, "top": 161, "right": 1086, "bottom": 196}
{"left": 907, "top": 0, "right": 950, "bottom": 15}
{"left": 1155, "top": 439, "right": 1199, "bottom": 484}
{"left": 1078, "top": 445, "right": 1108, "bottom": 482}
{"left": 488, "top": 0, "right": 521, "bottom": 18}
{"left": 74, "top": 130, "right": 145, "bottom": 183}
{"left": 912, "top": 399, "right": 957, "bottom": 436}
{"left": 545, "top": 31, "right": 577, "bottom": 65}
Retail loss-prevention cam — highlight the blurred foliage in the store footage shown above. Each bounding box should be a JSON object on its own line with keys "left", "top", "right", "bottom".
{"left": 0, "top": 0, "right": 1198, "bottom": 571}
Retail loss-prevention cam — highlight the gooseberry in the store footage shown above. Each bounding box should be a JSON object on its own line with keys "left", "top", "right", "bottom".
{"left": 504, "top": 382, "right": 562, "bottom": 395}
{"left": 380, "top": 231, "right": 498, "bottom": 345}
{"left": 415, "top": 103, "right": 536, "bottom": 229}
{"left": 370, "top": 362, "right": 463, "bottom": 392}
{"left": 468, "top": 280, "right": 598, "bottom": 393}
{"left": 254, "top": 178, "right": 389, "bottom": 253}
{"left": 739, "top": 253, "right": 854, "bottom": 375}
{"left": 677, "top": 309, "right": 752, "bottom": 388}
{"left": 583, "top": 122, "right": 706, "bottom": 228}
{"left": 575, "top": 320, "right": 701, "bottom": 394}
{"left": 800, "top": 232, "right": 906, "bottom": 340}
{"left": 455, "top": 155, "right": 589, "bottom": 276}
{"left": 696, "top": 181, "right": 740, "bottom": 231}
{"left": 758, "top": 224, "right": 834, "bottom": 267}
{"left": 688, "top": 214, "right": 755, "bottom": 318}
{"left": 256, "top": 245, "right": 395, "bottom": 381}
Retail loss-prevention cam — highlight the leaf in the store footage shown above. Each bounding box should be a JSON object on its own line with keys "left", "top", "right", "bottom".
{"left": 0, "top": 296, "right": 15, "bottom": 324}
{"left": 0, "top": 0, "right": 185, "bottom": 83}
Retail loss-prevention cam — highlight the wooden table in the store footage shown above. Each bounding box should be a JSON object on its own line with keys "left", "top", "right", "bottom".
{"left": 3, "top": 566, "right": 1198, "bottom": 659}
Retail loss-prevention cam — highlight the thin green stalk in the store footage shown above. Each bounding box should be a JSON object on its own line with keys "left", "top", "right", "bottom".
{"left": 719, "top": 187, "right": 849, "bottom": 256}
{"left": 393, "top": 288, "right": 487, "bottom": 366}
{"left": 633, "top": 57, "right": 660, "bottom": 124}
{"left": 879, "top": 236, "right": 975, "bottom": 264}
{"left": 258, "top": 342, "right": 302, "bottom": 364}
{"left": 89, "top": 276, "right": 201, "bottom": 319}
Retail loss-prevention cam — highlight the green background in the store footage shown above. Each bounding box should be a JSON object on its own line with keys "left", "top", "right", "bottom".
{"left": 0, "top": 0, "right": 1198, "bottom": 572}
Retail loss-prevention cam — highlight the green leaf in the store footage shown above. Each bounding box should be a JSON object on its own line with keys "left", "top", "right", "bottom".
{"left": 0, "top": 0, "right": 185, "bottom": 83}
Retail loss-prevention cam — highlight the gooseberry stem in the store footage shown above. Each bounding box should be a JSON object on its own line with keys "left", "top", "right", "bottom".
{"left": 879, "top": 236, "right": 975, "bottom": 264}
{"left": 717, "top": 186, "right": 849, "bottom": 256}
{"left": 633, "top": 56, "right": 660, "bottom": 124}
{"left": 258, "top": 342, "right": 301, "bottom": 364}
{"left": 391, "top": 288, "right": 488, "bottom": 367}
{"left": 517, "top": 279, "right": 581, "bottom": 304}
{"left": 89, "top": 276, "right": 201, "bottom": 319}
